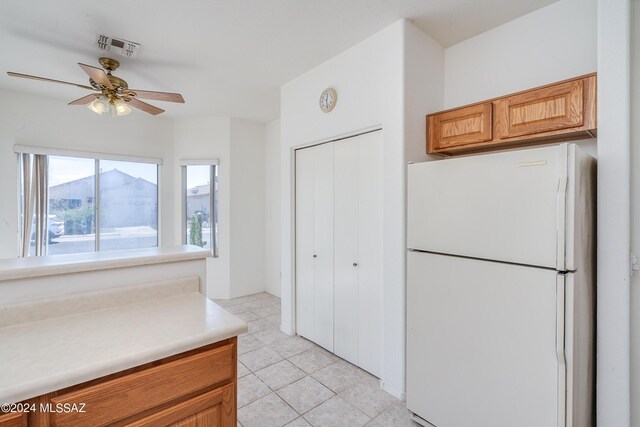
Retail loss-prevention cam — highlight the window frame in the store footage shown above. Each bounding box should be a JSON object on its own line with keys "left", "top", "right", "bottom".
{"left": 15, "top": 145, "right": 162, "bottom": 256}
{"left": 180, "top": 160, "right": 219, "bottom": 257}
{"left": 95, "top": 158, "right": 160, "bottom": 251}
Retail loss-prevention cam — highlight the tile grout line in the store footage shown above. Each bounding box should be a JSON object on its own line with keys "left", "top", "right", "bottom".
{"left": 232, "top": 293, "right": 409, "bottom": 427}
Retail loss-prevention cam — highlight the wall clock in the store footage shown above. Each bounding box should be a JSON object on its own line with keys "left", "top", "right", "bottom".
{"left": 319, "top": 87, "right": 337, "bottom": 113}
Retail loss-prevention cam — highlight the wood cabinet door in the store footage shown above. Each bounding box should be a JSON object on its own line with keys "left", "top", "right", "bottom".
{"left": 50, "top": 343, "right": 234, "bottom": 427}
{"left": 0, "top": 412, "right": 26, "bottom": 427}
{"left": 126, "top": 384, "right": 235, "bottom": 427}
{"left": 495, "top": 79, "right": 584, "bottom": 139}
{"left": 427, "top": 102, "right": 492, "bottom": 153}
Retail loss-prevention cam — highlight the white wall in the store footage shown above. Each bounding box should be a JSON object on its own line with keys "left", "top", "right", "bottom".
{"left": 172, "top": 117, "right": 267, "bottom": 300}
{"left": 0, "top": 88, "right": 175, "bottom": 260}
{"left": 632, "top": 5, "right": 640, "bottom": 426}
{"left": 404, "top": 23, "right": 444, "bottom": 162}
{"left": 0, "top": 90, "right": 268, "bottom": 300}
{"left": 280, "top": 19, "right": 444, "bottom": 399}
{"left": 598, "top": 0, "right": 632, "bottom": 424}
{"left": 265, "top": 119, "right": 281, "bottom": 297}
{"left": 444, "top": 0, "right": 597, "bottom": 108}
{"left": 631, "top": 6, "right": 640, "bottom": 426}
{"left": 0, "top": 259, "right": 206, "bottom": 305}
{"left": 229, "top": 119, "right": 266, "bottom": 298}
{"left": 172, "top": 117, "right": 231, "bottom": 298}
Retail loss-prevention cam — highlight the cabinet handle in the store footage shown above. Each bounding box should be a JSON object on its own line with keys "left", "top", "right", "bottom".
{"left": 353, "top": 263, "right": 358, "bottom": 267}
{"left": 313, "top": 255, "right": 317, "bottom": 258}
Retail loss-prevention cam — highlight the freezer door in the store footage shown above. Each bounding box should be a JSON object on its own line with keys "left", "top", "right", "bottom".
{"left": 408, "top": 144, "right": 568, "bottom": 269}
{"left": 406, "top": 251, "right": 563, "bottom": 427}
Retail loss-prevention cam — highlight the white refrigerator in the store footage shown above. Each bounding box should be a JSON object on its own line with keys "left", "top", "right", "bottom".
{"left": 406, "top": 143, "right": 595, "bottom": 427}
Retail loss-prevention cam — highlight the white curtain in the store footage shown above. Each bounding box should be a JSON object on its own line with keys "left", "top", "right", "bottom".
{"left": 19, "top": 153, "right": 48, "bottom": 257}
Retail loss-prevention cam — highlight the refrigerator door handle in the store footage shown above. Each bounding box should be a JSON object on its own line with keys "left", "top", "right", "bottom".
{"left": 556, "top": 274, "right": 567, "bottom": 427}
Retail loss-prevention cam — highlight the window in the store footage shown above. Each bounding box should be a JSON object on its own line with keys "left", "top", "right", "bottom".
{"left": 17, "top": 148, "right": 160, "bottom": 256}
{"left": 98, "top": 160, "right": 158, "bottom": 251}
{"left": 182, "top": 162, "right": 218, "bottom": 257}
{"left": 48, "top": 156, "right": 96, "bottom": 255}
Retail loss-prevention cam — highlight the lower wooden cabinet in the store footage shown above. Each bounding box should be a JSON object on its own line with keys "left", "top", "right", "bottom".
{"left": 127, "top": 384, "right": 234, "bottom": 427}
{"left": 0, "top": 412, "right": 27, "bottom": 427}
{"left": 12, "top": 338, "right": 237, "bottom": 427}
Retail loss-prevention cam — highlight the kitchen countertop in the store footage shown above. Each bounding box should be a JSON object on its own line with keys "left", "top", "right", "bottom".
{"left": 0, "top": 245, "right": 211, "bottom": 282}
{"left": 0, "top": 278, "right": 247, "bottom": 404}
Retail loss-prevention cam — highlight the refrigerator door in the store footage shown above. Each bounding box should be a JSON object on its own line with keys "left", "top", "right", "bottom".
{"left": 406, "top": 251, "right": 563, "bottom": 427}
{"left": 408, "top": 144, "right": 568, "bottom": 269}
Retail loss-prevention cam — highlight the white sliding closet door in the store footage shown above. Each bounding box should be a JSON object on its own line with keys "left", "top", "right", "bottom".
{"left": 295, "top": 148, "right": 315, "bottom": 342}
{"left": 333, "top": 131, "right": 383, "bottom": 377}
{"left": 296, "top": 130, "right": 382, "bottom": 375}
{"left": 313, "top": 144, "right": 334, "bottom": 351}
{"left": 355, "top": 131, "right": 383, "bottom": 377}
{"left": 334, "top": 138, "right": 359, "bottom": 364}
{"left": 295, "top": 143, "right": 334, "bottom": 351}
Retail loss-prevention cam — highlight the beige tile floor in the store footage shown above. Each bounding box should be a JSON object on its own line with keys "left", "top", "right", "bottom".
{"left": 214, "top": 292, "right": 420, "bottom": 427}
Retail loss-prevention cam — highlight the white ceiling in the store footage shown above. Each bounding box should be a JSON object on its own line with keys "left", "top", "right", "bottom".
{"left": 0, "top": 0, "right": 556, "bottom": 122}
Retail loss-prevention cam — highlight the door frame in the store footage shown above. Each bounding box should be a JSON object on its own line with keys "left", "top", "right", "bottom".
{"left": 290, "top": 126, "right": 382, "bottom": 338}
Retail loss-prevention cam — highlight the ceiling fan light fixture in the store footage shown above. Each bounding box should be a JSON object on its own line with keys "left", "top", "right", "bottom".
{"left": 87, "top": 95, "right": 110, "bottom": 115}
{"left": 113, "top": 98, "right": 131, "bottom": 116}
{"left": 8, "top": 57, "right": 183, "bottom": 117}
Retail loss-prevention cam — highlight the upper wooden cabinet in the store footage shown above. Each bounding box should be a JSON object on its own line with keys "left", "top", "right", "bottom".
{"left": 427, "top": 73, "right": 596, "bottom": 155}
{"left": 427, "top": 103, "right": 493, "bottom": 152}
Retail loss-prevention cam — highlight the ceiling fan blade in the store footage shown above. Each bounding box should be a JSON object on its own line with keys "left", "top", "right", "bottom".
{"left": 68, "top": 94, "right": 98, "bottom": 105}
{"left": 7, "top": 72, "right": 96, "bottom": 91}
{"left": 78, "top": 63, "right": 113, "bottom": 90}
{"left": 127, "top": 98, "right": 165, "bottom": 115}
{"left": 125, "top": 89, "right": 185, "bottom": 103}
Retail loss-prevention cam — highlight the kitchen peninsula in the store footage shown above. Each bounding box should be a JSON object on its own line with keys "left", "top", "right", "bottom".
{"left": 0, "top": 246, "right": 247, "bottom": 426}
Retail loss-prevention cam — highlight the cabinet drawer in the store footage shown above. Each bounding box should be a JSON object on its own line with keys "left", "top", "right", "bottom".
{"left": 0, "top": 412, "right": 26, "bottom": 427}
{"left": 50, "top": 343, "right": 234, "bottom": 427}
{"left": 495, "top": 79, "right": 585, "bottom": 139}
{"left": 427, "top": 103, "right": 492, "bottom": 153}
{"left": 125, "top": 383, "right": 234, "bottom": 427}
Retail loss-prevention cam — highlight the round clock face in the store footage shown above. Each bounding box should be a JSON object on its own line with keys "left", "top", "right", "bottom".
{"left": 319, "top": 88, "right": 337, "bottom": 113}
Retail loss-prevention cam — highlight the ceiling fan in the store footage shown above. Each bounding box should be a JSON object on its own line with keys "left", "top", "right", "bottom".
{"left": 6, "top": 57, "right": 184, "bottom": 116}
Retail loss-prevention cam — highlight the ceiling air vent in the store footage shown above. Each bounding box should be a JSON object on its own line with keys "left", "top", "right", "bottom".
{"left": 96, "top": 34, "right": 140, "bottom": 58}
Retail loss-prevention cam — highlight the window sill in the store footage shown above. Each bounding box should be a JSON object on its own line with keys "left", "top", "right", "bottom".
{"left": 0, "top": 245, "right": 210, "bottom": 282}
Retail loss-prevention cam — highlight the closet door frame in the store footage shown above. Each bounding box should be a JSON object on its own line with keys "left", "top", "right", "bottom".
{"left": 292, "top": 127, "right": 383, "bottom": 357}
